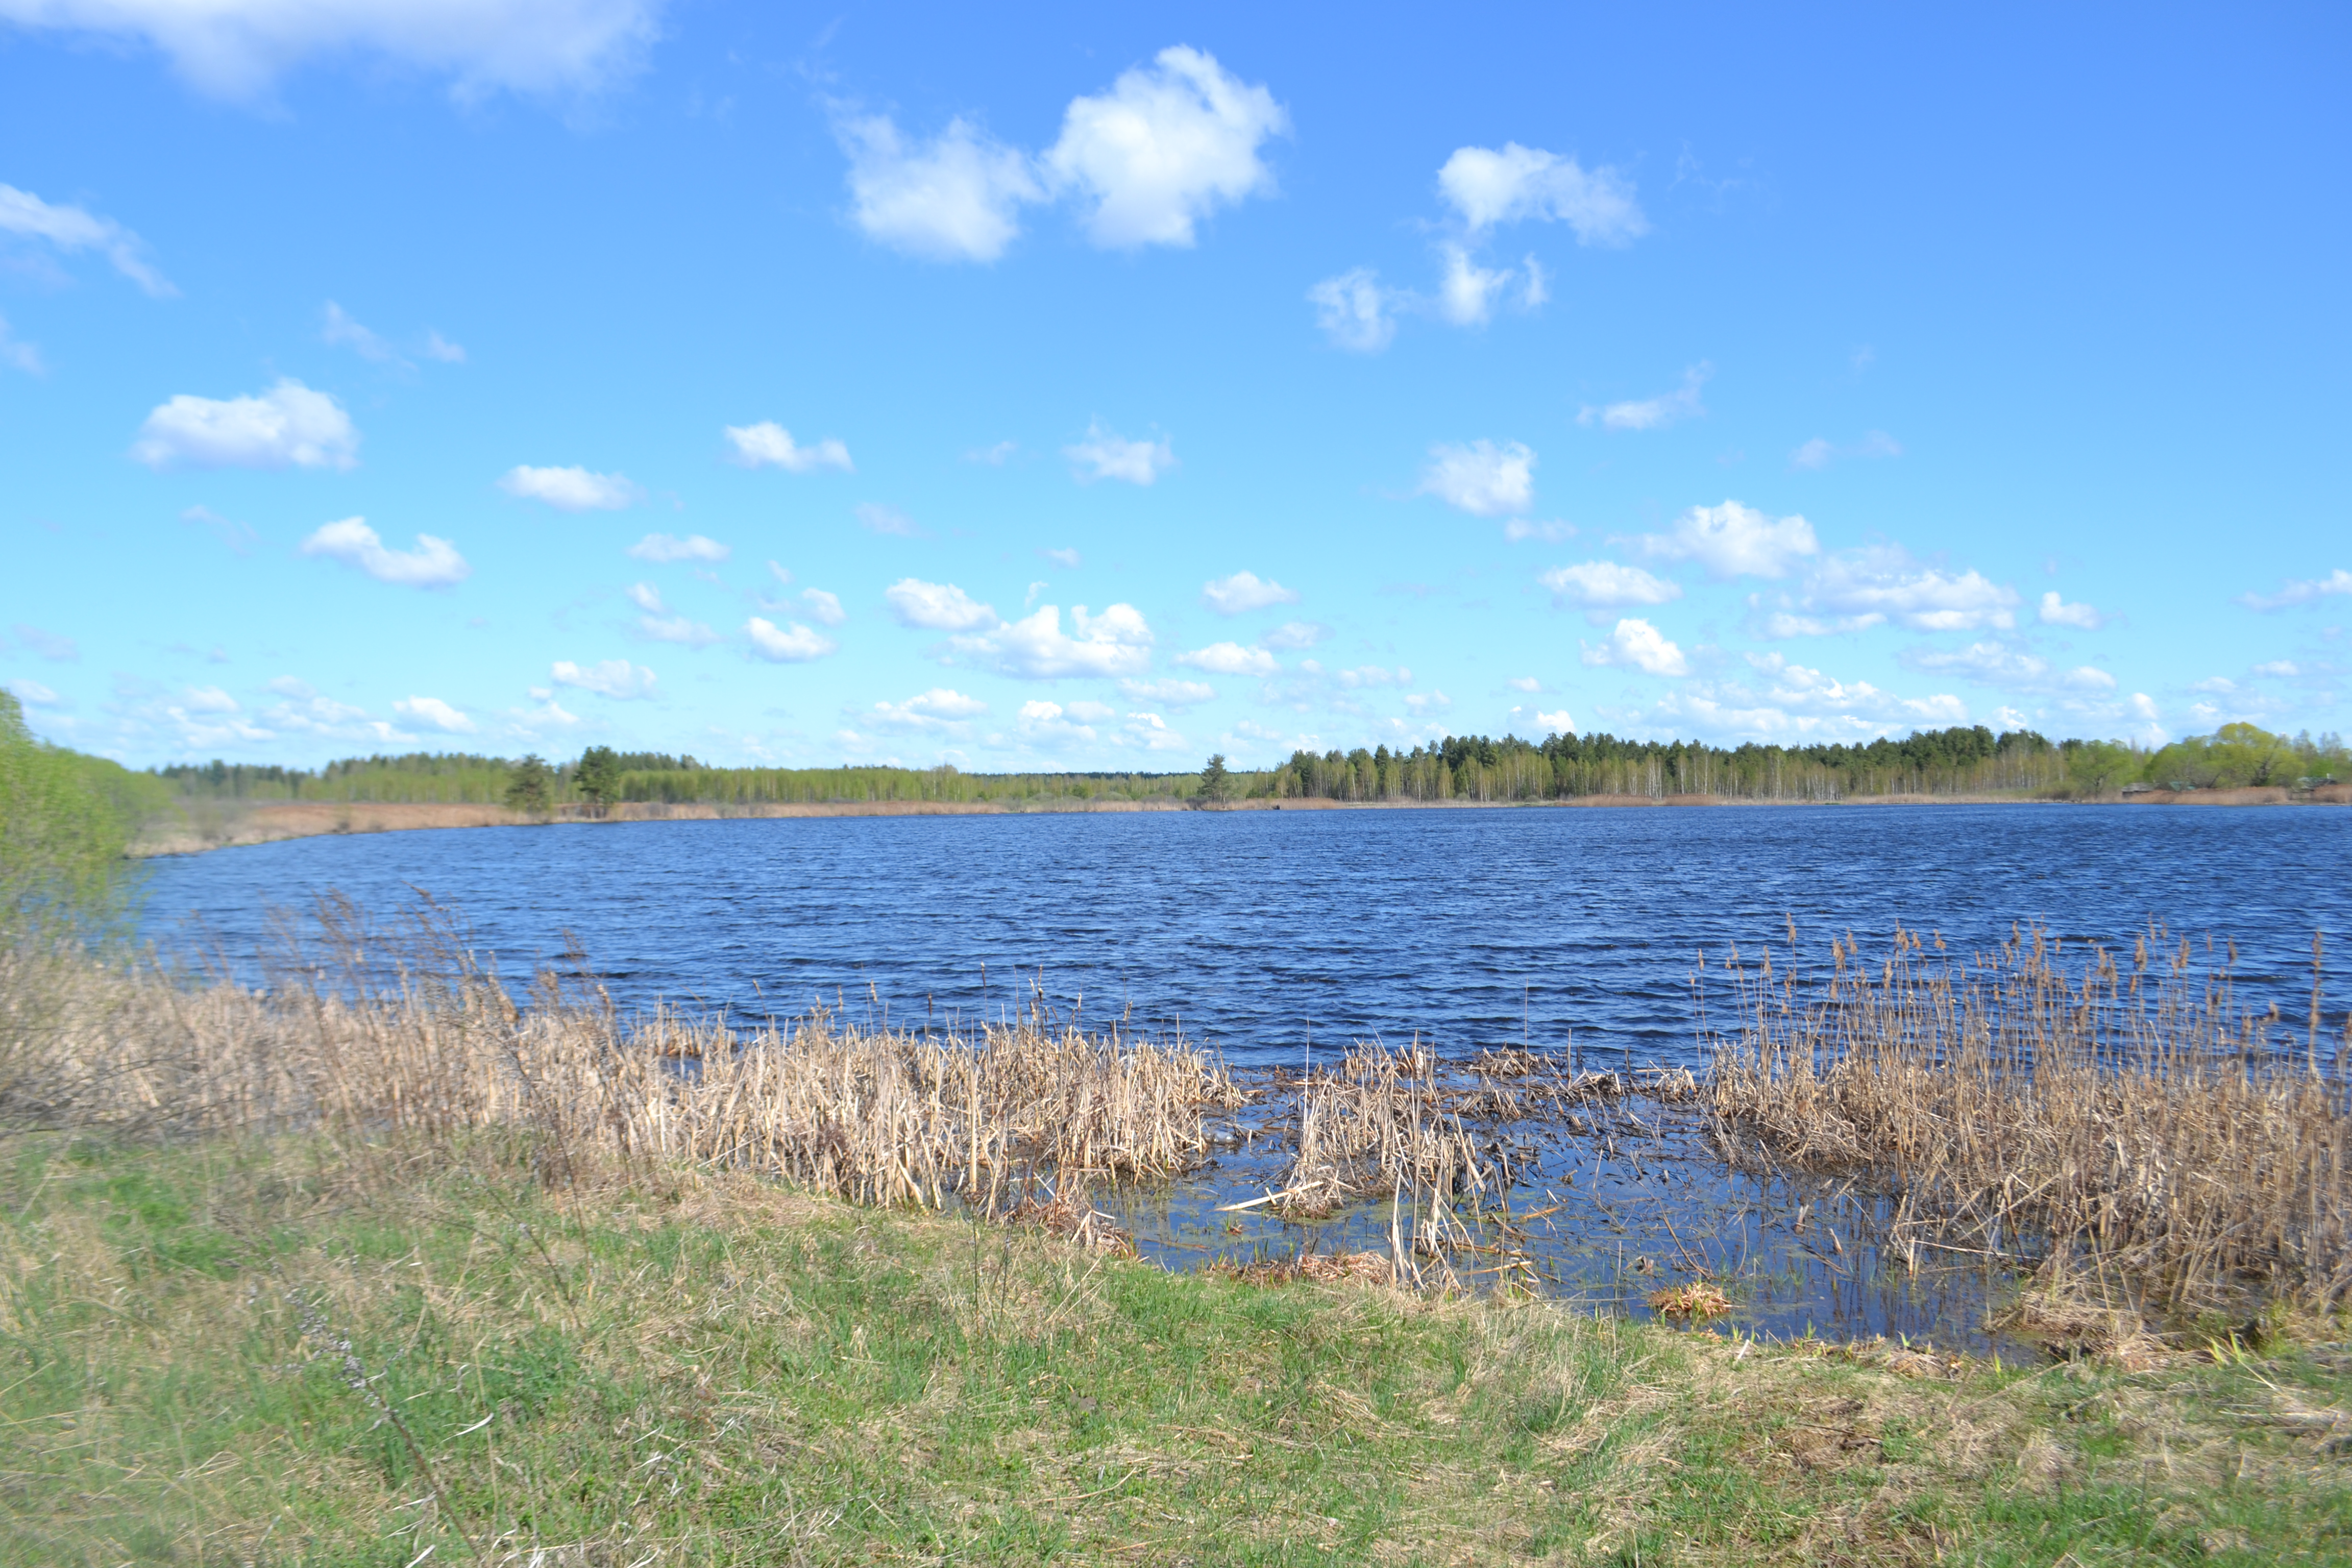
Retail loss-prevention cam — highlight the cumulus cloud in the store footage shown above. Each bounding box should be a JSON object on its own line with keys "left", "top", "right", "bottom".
{"left": 2038, "top": 591, "right": 2104, "bottom": 630}
{"left": 551, "top": 658, "right": 655, "bottom": 699}
{"left": 2239, "top": 568, "right": 2352, "bottom": 611}
{"left": 799, "top": 589, "right": 846, "bottom": 627}
{"left": 1013, "top": 698, "right": 1099, "bottom": 748}
{"left": 1038, "top": 547, "right": 1081, "bottom": 568}
{"left": 132, "top": 379, "right": 357, "bottom": 471}
{"left": 1899, "top": 642, "right": 2115, "bottom": 693}
{"left": 1435, "top": 243, "right": 1514, "bottom": 326}
{"left": 1122, "top": 710, "right": 1189, "bottom": 751}
{"left": 837, "top": 112, "right": 1043, "bottom": 263}
{"left": 1626, "top": 653, "right": 1970, "bottom": 743}
{"left": 866, "top": 687, "right": 987, "bottom": 730}
{"left": 498, "top": 463, "right": 641, "bottom": 511}
{"left": 626, "top": 532, "right": 727, "bottom": 563}
{"left": 1176, "top": 642, "right": 1278, "bottom": 677}
{"left": 1121, "top": 677, "right": 1215, "bottom": 707}
{"left": 623, "top": 583, "right": 717, "bottom": 646}
{"left": 745, "top": 617, "right": 837, "bottom": 663}
{"left": 394, "top": 695, "right": 475, "bottom": 733}
{"left": 1435, "top": 142, "right": 1646, "bottom": 244}
{"left": 6, "top": 677, "right": 61, "bottom": 706}
{"left": 1306, "top": 267, "right": 1395, "bottom": 352}
{"left": 1042, "top": 45, "right": 1287, "bottom": 249}
{"left": 959, "top": 603, "right": 1154, "bottom": 679}
{"left": 1065, "top": 421, "right": 1174, "bottom": 485}
{"left": 1259, "top": 620, "right": 1330, "bottom": 650}
{"left": 1630, "top": 499, "right": 1817, "bottom": 579}
{"left": 1503, "top": 519, "right": 1575, "bottom": 544}
{"left": 1, "top": 0, "right": 663, "bottom": 102}
{"left": 1791, "top": 547, "right": 2020, "bottom": 632}
{"left": 320, "top": 301, "right": 400, "bottom": 363}
{"left": 885, "top": 578, "right": 996, "bottom": 632}
{"left": 1535, "top": 708, "right": 1574, "bottom": 732}
{"left": 1200, "top": 570, "right": 1298, "bottom": 615}
{"left": 723, "top": 422, "right": 853, "bottom": 473}
{"left": 298, "top": 518, "right": 469, "bottom": 589}
{"left": 1539, "top": 561, "right": 1682, "bottom": 617}
{"left": 1577, "top": 363, "right": 1710, "bottom": 432}
{"left": 1581, "top": 618, "right": 1689, "bottom": 677}
{"left": 0, "top": 182, "right": 174, "bottom": 295}
{"left": 424, "top": 331, "right": 466, "bottom": 363}
{"left": 1418, "top": 439, "right": 1534, "bottom": 517}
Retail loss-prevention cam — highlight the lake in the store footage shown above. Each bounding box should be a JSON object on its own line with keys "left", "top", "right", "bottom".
{"left": 140, "top": 803, "right": 2351, "bottom": 1071}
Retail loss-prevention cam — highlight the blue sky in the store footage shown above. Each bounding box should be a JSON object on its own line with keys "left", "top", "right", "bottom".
{"left": 3, "top": 3, "right": 2346, "bottom": 770}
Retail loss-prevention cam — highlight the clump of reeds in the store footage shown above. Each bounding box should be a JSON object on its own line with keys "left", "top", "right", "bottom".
{"left": 1261, "top": 1044, "right": 1504, "bottom": 1219}
{"left": 0, "top": 899, "right": 1241, "bottom": 1216}
{"left": 1707, "top": 921, "right": 2352, "bottom": 1308}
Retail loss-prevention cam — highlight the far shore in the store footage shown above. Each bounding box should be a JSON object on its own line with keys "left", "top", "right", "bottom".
{"left": 129, "top": 782, "right": 2350, "bottom": 857}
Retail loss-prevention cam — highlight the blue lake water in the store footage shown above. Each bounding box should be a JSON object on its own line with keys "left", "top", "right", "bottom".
{"left": 140, "top": 803, "right": 2351, "bottom": 1070}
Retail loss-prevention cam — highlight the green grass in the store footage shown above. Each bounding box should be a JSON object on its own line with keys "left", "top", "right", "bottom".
{"left": 3, "top": 1135, "right": 2349, "bottom": 1564}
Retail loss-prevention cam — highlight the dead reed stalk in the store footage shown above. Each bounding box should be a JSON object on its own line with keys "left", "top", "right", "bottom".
{"left": 1707, "top": 921, "right": 2352, "bottom": 1308}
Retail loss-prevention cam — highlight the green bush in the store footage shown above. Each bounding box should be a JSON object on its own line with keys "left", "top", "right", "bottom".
{"left": 0, "top": 691, "right": 163, "bottom": 941}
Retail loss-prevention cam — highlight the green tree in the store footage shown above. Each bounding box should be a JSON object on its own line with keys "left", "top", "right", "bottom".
{"left": 573, "top": 746, "right": 620, "bottom": 817}
{"left": 1198, "top": 753, "right": 1233, "bottom": 808}
{"left": 0, "top": 690, "right": 155, "bottom": 941}
{"left": 504, "top": 754, "right": 553, "bottom": 817}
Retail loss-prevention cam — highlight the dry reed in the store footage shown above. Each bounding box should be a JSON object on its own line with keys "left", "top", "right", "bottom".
{"left": 1707, "top": 921, "right": 2352, "bottom": 1308}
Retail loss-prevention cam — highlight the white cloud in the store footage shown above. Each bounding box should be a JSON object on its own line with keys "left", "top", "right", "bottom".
{"left": 626, "top": 532, "right": 728, "bottom": 563}
{"left": 6, "top": 677, "right": 61, "bottom": 707}
{"left": 1014, "top": 698, "right": 1098, "bottom": 747}
{"left": 745, "top": 617, "right": 838, "bottom": 663}
{"left": 1793, "top": 547, "right": 2020, "bottom": 632}
{"left": 1306, "top": 267, "right": 1395, "bottom": 352}
{"left": 836, "top": 111, "right": 1042, "bottom": 263}
{"left": 1042, "top": 45, "right": 1287, "bottom": 249}
{"left": 723, "top": 422, "right": 853, "bottom": 473}
{"left": 1, "top": 0, "right": 662, "bottom": 102}
{"left": 0, "top": 314, "right": 45, "bottom": 375}
{"left": 1535, "top": 708, "right": 1574, "bottom": 732}
{"left": 1175, "top": 642, "right": 1277, "bottom": 677}
{"left": 1259, "top": 620, "right": 1330, "bottom": 650}
{"left": 1200, "top": 570, "right": 1298, "bottom": 615}
{"left": 2239, "top": 568, "right": 2352, "bottom": 611}
{"left": 625, "top": 581, "right": 665, "bottom": 614}
{"left": 551, "top": 658, "right": 655, "bottom": 699}
{"left": 1899, "top": 642, "right": 2115, "bottom": 693}
{"left": 498, "top": 463, "right": 641, "bottom": 511}
{"left": 1121, "top": 677, "right": 1215, "bottom": 707}
{"left": 1123, "top": 710, "right": 1189, "bottom": 751}
{"left": 960, "top": 603, "right": 1154, "bottom": 679}
{"left": 132, "top": 378, "right": 358, "bottom": 471}
{"left": 1418, "top": 439, "right": 1534, "bottom": 517}
{"left": 855, "top": 502, "right": 926, "bottom": 537}
{"left": 395, "top": 695, "right": 475, "bottom": 734}
{"left": 320, "top": 301, "right": 400, "bottom": 363}
{"left": 966, "top": 439, "right": 1018, "bottom": 465}
{"left": 2038, "top": 590, "right": 2104, "bottom": 630}
{"left": 868, "top": 687, "right": 987, "bottom": 729}
{"left": 1577, "top": 363, "right": 1710, "bottom": 432}
{"left": 298, "top": 518, "right": 469, "bottom": 589}
{"left": 1038, "top": 547, "right": 1081, "bottom": 568}
{"left": 1336, "top": 664, "right": 1409, "bottom": 689}
{"left": 1539, "top": 560, "right": 1683, "bottom": 615}
{"left": 1581, "top": 618, "right": 1690, "bottom": 677}
{"left": 1435, "top": 243, "right": 1513, "bottom": 326}
{"left": 1631, "top": 500, "right": 1817, "bottom": 579}
{"left": 1435, "top": 142, "right": 1646, "bottom": 244}
{"left": 1790, "top": 431, "right": 1902, "bottom": 470}
{"left": 424, "top": 331, "right": 466, "bottom": 363}
{"left": 1503, "top": 519, "right": 1576, "bottom": 543}
{"left": 1629, "top": 654, "right": 1971, "bottom": 743}
{"left": 1064, "top": 421, "right": 1174, "bottom": 485}
{"left": 885, "top": 578, "right": 996, "bottom": 631}
{"left": 2252, "top": 660, "right": 2301, "bottom": 679}
{"left": 799, "top": 589, "right": 846, "bottom": 627}
{"left": 180, "top": 684, "right": 238, "bottom": 714}
{"left": 0, "top": 182, "right": 173, "bottom": 295}
{"left": 1508, "top": 676, "right": 1542, "bottom": 693}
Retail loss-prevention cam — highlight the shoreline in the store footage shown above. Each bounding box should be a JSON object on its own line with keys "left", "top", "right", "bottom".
{"left": 130, "top": 782, "right": 2348, "bottom": 857}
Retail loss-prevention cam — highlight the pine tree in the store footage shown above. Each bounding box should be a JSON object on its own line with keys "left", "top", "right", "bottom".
{"left": 503, "top": 754, "right": 552, "bottom": 816}
{"left": 1198, "top": 752, "right": 1233, "bottom": 808}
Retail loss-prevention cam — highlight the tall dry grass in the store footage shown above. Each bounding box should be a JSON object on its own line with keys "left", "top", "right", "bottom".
{"left": 1707, "top": 921, "right": 2352, "bottom": 1307}
{"left": 0, "top": 901, "right": 1241, "bottom": 1214}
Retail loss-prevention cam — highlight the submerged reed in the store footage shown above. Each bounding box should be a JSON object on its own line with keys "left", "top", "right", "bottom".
{"left": 1707, "top": 921, "right": 2352, "bottom": 1307}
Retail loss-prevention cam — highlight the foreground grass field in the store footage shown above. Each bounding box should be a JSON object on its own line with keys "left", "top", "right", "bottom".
{"left": 3, "top": 1136, "right": 2349, "bottom": 1566}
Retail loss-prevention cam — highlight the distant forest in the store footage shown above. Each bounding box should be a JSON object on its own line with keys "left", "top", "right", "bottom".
{"left": 150, "top": 722, "right": 2346, "bottom": 808}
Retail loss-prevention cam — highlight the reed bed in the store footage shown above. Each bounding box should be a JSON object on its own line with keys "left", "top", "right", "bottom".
{"left": 1707, "top": 921, "right": 2352, "bottom": 1308}
{"left": 0, "top": 907, "right": 1242, "bottom": 1216}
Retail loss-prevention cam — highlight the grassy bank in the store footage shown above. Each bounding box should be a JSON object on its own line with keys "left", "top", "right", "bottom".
{"left": 7, "top": 1131, "right": 2352, "bottom": 1566}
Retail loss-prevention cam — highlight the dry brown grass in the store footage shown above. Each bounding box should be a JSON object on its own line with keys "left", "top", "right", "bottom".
{"left": 0, "top": 900, "right": 1241, "bottom": 1216}
{"left": 1708, "top": 920, "right": 2352, "bottom": 1312}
